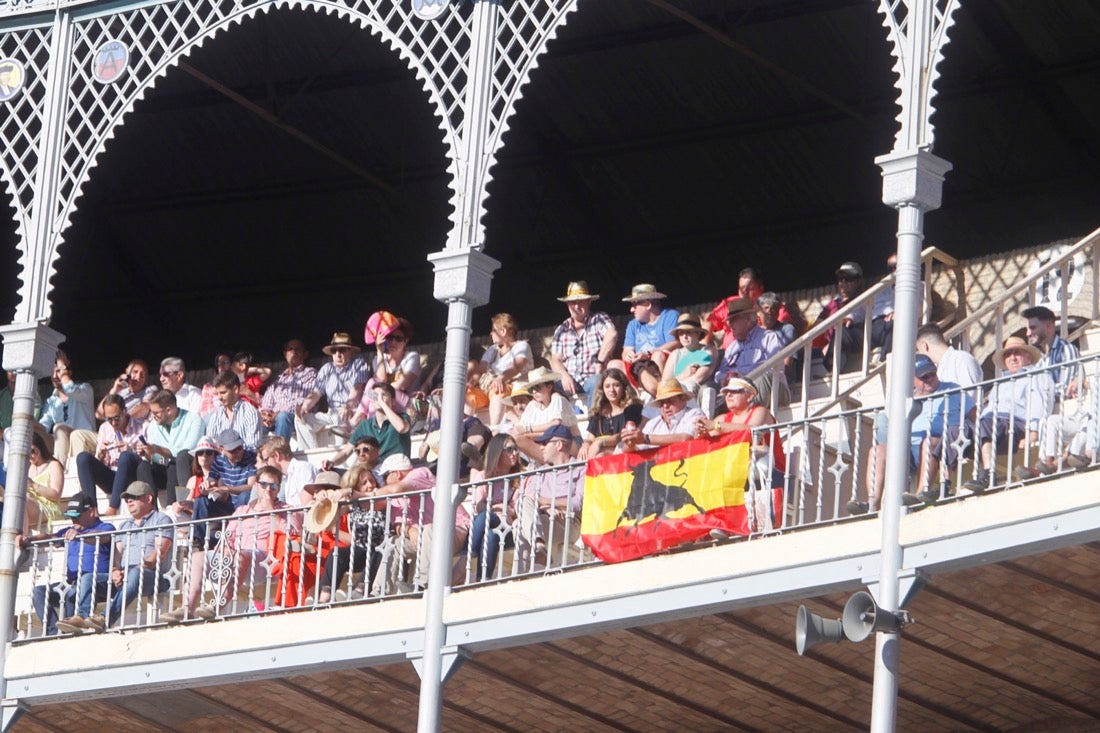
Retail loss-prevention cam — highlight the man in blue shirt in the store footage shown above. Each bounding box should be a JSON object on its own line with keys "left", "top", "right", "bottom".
{"left": 32, "top": 495, "right": 113, "bottom": 635}
{"left": 621, "top": 283, "right": 679, "bottom": 371}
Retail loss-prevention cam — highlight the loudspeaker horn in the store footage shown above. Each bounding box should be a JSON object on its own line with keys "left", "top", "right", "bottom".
{"left": 842, "top": 590, "right": 901, "bottom": 642}
{"left": 795, "top": 605, "right": 844, "bottom": 656}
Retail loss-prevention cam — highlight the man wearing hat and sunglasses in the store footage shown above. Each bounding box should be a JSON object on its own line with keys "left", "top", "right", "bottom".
{"left": 620, "top": 283, "right": 680, "bottom": 371}
{"left": 296, "top": 332, "right": 368, "bottom": 451}
{"left": 550, "top": 281, "right": 618, "bottom": 406}
{"left": 59, "top": 481, "right": 173, "bottom": 632}
{"left": 715, "top": 296, "right": 788, "bottom": 406}
{"left": 963, "top": 336, "right": 1054, "bottom": 493}
{"left": 622, "top": 378, "right": 707, "bottom": 450}
{"left": 32, "top": 495, "right": 113, "bottom": 635}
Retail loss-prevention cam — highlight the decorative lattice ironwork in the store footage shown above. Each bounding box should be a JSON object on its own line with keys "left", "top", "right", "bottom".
{"left": 878, "top": 0, "right": 960, "bottom": 150}
{"left": 0, "top": 0, "right": 579, "bottom": 322}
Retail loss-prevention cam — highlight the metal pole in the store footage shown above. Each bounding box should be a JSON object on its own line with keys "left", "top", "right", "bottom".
{"left": 871, "top": 203, "right": 923, "bottom": 732}
{"left": 416, "top": 296, "right": 471, "bottom": 733}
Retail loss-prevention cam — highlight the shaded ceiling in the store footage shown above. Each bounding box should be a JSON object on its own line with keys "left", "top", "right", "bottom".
{"left": 15, "top": 544, "right": 1100, "bottom": 731}
{"left": 3, "top": 0, "right": 1099, "bottom": 374}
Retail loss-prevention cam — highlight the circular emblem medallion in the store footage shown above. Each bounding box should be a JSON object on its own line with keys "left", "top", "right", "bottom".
{"left": 411, "top": 0, "right": 449, "bottom": 21}
{"left": 0, "top": 59, "right": 26, "bottom": 102}
{"left": 92, "top": 40, "right": 129, "bottom": 84}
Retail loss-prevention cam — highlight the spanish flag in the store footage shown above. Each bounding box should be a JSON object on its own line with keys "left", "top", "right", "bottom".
{"left": 581, "top": 431, "right": 752, "bottom": 563}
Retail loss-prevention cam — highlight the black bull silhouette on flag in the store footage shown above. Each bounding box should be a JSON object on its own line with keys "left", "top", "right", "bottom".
{"left": 615, "top": 457, "right": 707, "bottom": 531}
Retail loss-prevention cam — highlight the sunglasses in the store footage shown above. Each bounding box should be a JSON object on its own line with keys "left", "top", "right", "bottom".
{"left": 195, "top": 450, "right": 216, "bottom": 457}
{"left": 160, "top": 370, "right": 179, "bottom": 377}
{"left": 502, "top": 446, "right": 519, "bottom": 454}
{"left": 389, "top": 334, "right": 406, "bottom": 343}
{"left": 725, "top": 388, "right": 749, "bottom": 394}
{"left": 104, "top": 414, "right": 124, "bottom": 423}
{"left": 258, "top": 480, "right": 280, "bottom": 490}
{"left": 356, "top": 446, "right": 374, "bottom": 454}
{"left": 838, "top": 275, "right": 861, "bottom": 282}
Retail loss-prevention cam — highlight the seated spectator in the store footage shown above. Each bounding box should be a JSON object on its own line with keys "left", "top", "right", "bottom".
{"left": 169, "top": 438, "right": 233, "bottom": 620}
{"left": 362, "top": 318, "right": 421, "bottom": 419}
{"left": 964, "top": 337, "right": 1055, "bottom": 493}
{"left": 58, "top": 481, "right": 172, "bottom": 632}
{"left": 259, "top": 339, "right": 316, "bottom": 442}
{"left": 704, "top": 377, "right": 786, "bottom": 532}
{"left": 757, "top": 292, "right": 796, "bottom": 346}
{"left": 163, "top": 465, "right": 287, "bottom": 624}
{"left": 621, "top": 378, "right": 707, "bottom": 449}
{"left": 849, "top": 356, "right": 973, "bottom": 514}
{"left": 39, "top": 351, "right": 97, "bottom": 465}
{"left": 814, "top": 261, "right": 867, "bottom": 373}
{"left": 714, "top": 297, "right": 787, "bottom": 406}
{"left": 157, "top": 357, "right": 203, "bottom": 414}
{"left": 231, "top": 352, "right": 271, "bottom": 407}
{"left": 273, "top": 471, "right": 344, "bottom": 607}
{"left": 549, "top": 281, "right": 618, "bottom": 406}
{"left": 513, "top": 425, "right": 585, "bottom": 572}
{"left": 706, "top": 268, "right": 807, "bottom": 349}
{"left": 463, "top": 434, "right": 521, "bottom": 581}
{"left": 205, "top": 370, "right": 262, "bottom": 450}
{"left": 258, "top": 435, "right": 318, "bottom": 507}
{"left": 75, "top": 394, "right": 144, "bottom": 517}
{"left": 496, "top": 382, "right": 532, "bottom": 435}
{"left": 1020, "top": 374, "right": 1098, "bottom": 479}
{"left": 867, "top": 253, "right": 897, "bottom": 360}
{"left": 96, "top": 359, "right": 156, "bottom": 421}
{"left": 331, "top": 382, "right": 410, "bottom": 465}
{"left": 910, "top": 359, "right": 975, "bottom": 503}
{"left": 479, "top": 313, "right": 532, "bottom": 428}
{"left": 580, "top": 368, "right": 644, "bottom": 459}
{"left": 915, "top": 323, "right": 983, "bottom": 387}
{"left": 31, "top": 495, "right": 113, "bottom": 636}
{"left": 661, "top": 314, "right": 718, "bottom": 394}
{"left": 371, "top": 455, "right": 470, "bottom": 595}
{"left": 199, "top": 353, "right": 233, "bottom": 421}
{"left": 618, "top": 284, "right": 679, "bottom": 372}
{"left": 15, "top": 433, "right": 64, "bottom": 533}
{"left": 1023, "top": 305, "right": 1080, "bottom": 398}
{"left": 512, "top": 367, "right": 579, "bottom": 459}
{"left": 630, "top": 357, "right": 663, "bottom": 413}
{"left": 316, "top": 465, "right": 386, "bottom": 603}
{"left": 706, "top": 267, "right": 765, "bottom": 349}
{"left": 169, "top": 436, "right": 218, "bottom": 519}
{"left": 296, "top": 333, "right": 367, "bottom": 450}
{"left": 209, "top": 428, "right": 258, "bottom": 507}
{"left": 135, "top": 390, "right": 204, "bottom": 506}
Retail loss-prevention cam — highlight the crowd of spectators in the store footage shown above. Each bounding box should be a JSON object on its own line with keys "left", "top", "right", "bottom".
{"left": 9, "top": 261, "right": 1098, "bottom": 635}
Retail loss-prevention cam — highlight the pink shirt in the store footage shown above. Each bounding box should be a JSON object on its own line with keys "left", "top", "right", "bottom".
{"left": 95, "top": 417, "right": 146, "bottom": 470}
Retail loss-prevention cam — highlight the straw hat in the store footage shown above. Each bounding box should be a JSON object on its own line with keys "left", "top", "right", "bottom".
{"left": 524, "top": 366, "right": 561, "bottom": 391}
{"left": 322, "top": 332, "right": 361, "bottom": 356}
{"left": 993, "top": 336, "right": 1042, "bottom": 371}
{"left": 653, "top": 378, "right": 689, "bottom": 403}
{"left": 557, "top": 281, "right": 600, "bottom": 302}
{"left": 621, "top": 283, "right": 667, "bottom": 302}
{"left": 304, "top": 497, "right": 339, "bottom": 534}
{"left": 670, "top": 313, "right": 707, "bottom": 336}
{"left": 500, "top": 381, "right": 531, "bottom": 406}
{"left": 726, "top": 296, "right": 756, "bottom": 318}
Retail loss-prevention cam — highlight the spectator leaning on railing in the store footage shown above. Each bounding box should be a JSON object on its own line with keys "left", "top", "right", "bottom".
{"left": 58, "top": 481, "right": 173, "bottom": 633}
{"left": 30, "top": 495, "right": 113, "bottom": 636}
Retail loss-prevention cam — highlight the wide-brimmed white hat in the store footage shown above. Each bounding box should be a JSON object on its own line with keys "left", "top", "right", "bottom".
{"left": 304, "top": 497, "right": 339, "bottom": 533}
{"left": 524, "top": 367, "right": 561, "bottom": 392}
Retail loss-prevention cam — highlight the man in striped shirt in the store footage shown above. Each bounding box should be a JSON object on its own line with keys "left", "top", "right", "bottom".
{"left": 1023, "top": 305, "right": 1080, "bottom": 399}
{"left": 205, "top": 371, "right": 262, "bottom": 450}
{"left": 210, "top": 429, "right": 257, "bottom": 508}
{"left": 260, "top": 339, "right": 317, "bottom": 442}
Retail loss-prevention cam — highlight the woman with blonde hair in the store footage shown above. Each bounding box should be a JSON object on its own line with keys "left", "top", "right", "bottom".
{"left": 479, "top": 313, "right": 532, "bottom": 428}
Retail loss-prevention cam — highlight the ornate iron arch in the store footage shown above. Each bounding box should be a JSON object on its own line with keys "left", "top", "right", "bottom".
{"left": 0, "top": 0, "right": 581, "bottom": 323}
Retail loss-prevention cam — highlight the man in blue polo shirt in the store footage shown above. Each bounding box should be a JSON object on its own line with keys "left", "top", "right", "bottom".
{"left": 33, "top": 495, "right": 113, "bottom": 635}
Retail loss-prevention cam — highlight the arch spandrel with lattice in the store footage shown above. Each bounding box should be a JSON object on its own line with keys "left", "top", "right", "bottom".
{"left": 0, "top": 0, "right": 580, "bottom": 323}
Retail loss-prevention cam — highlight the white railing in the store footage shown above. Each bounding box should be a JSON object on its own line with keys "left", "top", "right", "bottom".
{"left": 17, "top": 353, "right": 1098, "bottom": 640}
{"left": 749, "top": 246, "right": 966, "bottom": 417}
